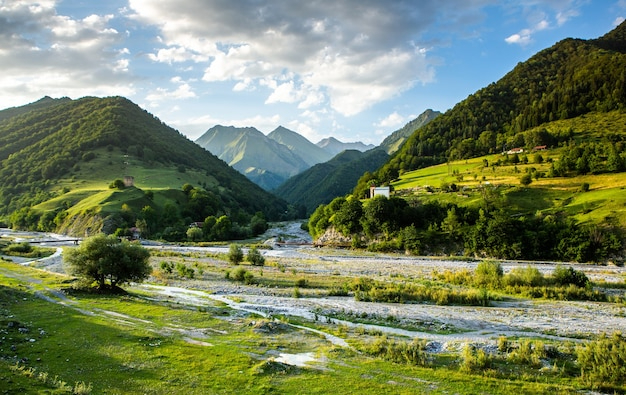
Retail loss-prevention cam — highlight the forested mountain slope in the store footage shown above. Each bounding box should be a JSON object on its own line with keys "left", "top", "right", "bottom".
{"left": 0, "top": 96, "right": 289, "bottom": 237}
{"left": 366, "top": 21, "right": 626, "bottom": 191}
{"left": 379, "top": 109, "right": 441, "bottom": 154}
{"left": 274, "top": 149, "right": 389, "bottom": 216}
{"left": 305, "top": 22, "right": 626, "bottom": 263}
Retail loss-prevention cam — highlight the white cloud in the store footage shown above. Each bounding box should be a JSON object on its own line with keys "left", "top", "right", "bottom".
{"left": 265, "top": 81, "right": 298, "bottom": 104}
{"left": 504, "top": 1, "right": 586, "bottom": 46}
{"left": 556, "top": 9, "right": 579, "bottom": 26}
{"left": 149, "top": 46, "right": 208, "bottom": 64}
{"left": 127, "top": 0, "right": 473, "bottom": 117}
{"left": 375, "top": 112, "right": 406, "bottom": 128}
{"left": 146, "top": 79, "right": 196, "bottom": 104}
{"left": 614, "top": 16, "right": 625, "bottom": 26}
{"left": 505, "top": 19, "right": 549, "bottom": 46}
{"left": 0, "top": 0, "right": 134, "bottom": 108}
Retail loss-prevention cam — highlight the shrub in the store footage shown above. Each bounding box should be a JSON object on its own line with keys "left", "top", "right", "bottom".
{"left": 460, "top": 345, "right": 491, "bottom": 373}
{"left": 229, "top": 267, "right": 255, "bottom": 284}
{"left": 175, "top": 263, "right": 195, "bottom": 279}
{"left": 497, "top": 336, "right": 509, "bottom": 353}
{"left": 552, "top": 265, "right": 588, "bottom": 288}
{"left": 362, "top": 337, "right": 428, "bottom": 366}
{"left": 577, "top": 332, "right": 626, "bottom": 389}
{"left": 474, "top": 261, "right": 503, "bottom": 289}
{"left": 247, "top": 246, "right": 265, "bottom": 266}
{"left": 159, "top": 261, "right": 173, "bottom": 274}
{"left": 507, "top": 340, "right": 545, "bottom": 368}
{"left": 109, "top": 179, "right": 125, "bottom": 189}
{"left": 295, "top": 278, "right": 308, "bottom": 288}
{"left": 228, "top": 244, "right": 243, "bottom": 265}
{"left": 4, "top": 242, "right": 33, "bottom": 254}
{"left": 503, "top": 266, "right": 544, "bottom": 287}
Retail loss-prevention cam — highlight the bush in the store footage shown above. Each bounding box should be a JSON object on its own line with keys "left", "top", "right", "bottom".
{"left": 159, "top": 261, "right": 173, "bottom": 274}
{"left": 580, "top": 182, "right": 590, "bottom": 192}
{"left": 507, "top": 340, "right": 545, "bottom": 368}
{"left": 474, "top": 261, "right": 503, "bottom": 289}
{"left": 361, "top": 337, "right": 428, "bottom": 366}
{"left": 503, "top": 266, "right": 544, "bottom": 287}
{"left": 228, "top": 267, "right": 255, "bottom": 284}
{"left": 4, "top": 242, "right": 33, "bottom": 254}
{"left": 228, "top": 244, "right": 243, "bottom": 265}
{"left": 247, "top": 246, "right": 265, "bottom": 266}
{"left": 175, "top": 263, "right": 195, "bottom": 279}
{"left": 552, "top": 265, "right": 588, "bottom": 288}
{"left": 577, "top": 332, "right": 626, "bottom": 389}
{"left": 109, "top": 179, "right": 125, "bottom": 189}
{"left": 460, "top": 344, "right": 492, "bottom": 373}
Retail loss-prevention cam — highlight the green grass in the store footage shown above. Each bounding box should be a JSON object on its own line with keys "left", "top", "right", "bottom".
{"left": 30, "top": 146, "right": 222, "bottom": 235}
{"left": 392, "top": 149, "right": 626, "bottom": 227}
{"left": 1, "top": 260, "right": 610, "bottom": 394}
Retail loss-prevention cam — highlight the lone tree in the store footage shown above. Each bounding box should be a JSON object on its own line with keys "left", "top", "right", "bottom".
{"left": 64, "top": 234, "right": 151, "bottom": 290}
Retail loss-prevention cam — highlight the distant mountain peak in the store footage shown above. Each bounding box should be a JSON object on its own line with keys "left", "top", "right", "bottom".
{"left": 379, "top": 109, "right": 441, "bottom": 154}
{"left": 316, "top": 137, "right": 375, "bottom": 156}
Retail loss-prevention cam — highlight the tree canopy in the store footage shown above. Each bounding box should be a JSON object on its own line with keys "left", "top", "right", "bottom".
{"left": 64, "top": 234, "right": 151, "bottom": 290}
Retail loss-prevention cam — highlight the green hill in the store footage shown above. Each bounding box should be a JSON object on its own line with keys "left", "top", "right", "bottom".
{"left": 0, "top": 96, "right": 289, "bottom": 238}
{"left": 366, "top": 21, "right": 626, "bottom": 191}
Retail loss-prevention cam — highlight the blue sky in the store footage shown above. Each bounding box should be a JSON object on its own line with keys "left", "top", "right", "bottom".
{"left": 1, "top": 1, "right": 624, "bottom": 145}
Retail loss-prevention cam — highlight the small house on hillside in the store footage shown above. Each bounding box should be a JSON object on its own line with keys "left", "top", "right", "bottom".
{"left": 533, "top": 145, "right": 547, "bottom": 151}
{"left": 123, "top": 175, "right": 135, "bottom": 187}
{"left": 129, "top": 227, "right": 141, "bottom": 240}
{"left": 507, "top": 147, "right": 524, "bottom": 155}
{"left": 369, "top": 186, "right": 391, "bottom": 198}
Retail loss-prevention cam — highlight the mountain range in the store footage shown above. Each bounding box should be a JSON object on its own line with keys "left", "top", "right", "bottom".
{"left": 195, "top": 125, "right": 376, "bottom": 190}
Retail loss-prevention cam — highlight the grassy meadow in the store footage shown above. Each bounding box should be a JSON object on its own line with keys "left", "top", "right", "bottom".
{"left": 392, "top": 148, "right": 626, "bottom": 227}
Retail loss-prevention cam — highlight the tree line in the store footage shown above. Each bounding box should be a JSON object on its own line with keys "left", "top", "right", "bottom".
{"left": 309, "top": 194, "right": 623, "bottom": 263}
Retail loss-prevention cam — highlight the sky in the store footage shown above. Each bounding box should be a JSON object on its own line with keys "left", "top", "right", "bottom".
{"left": 1, "top": 1, "right": 624, "bottom": 145}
